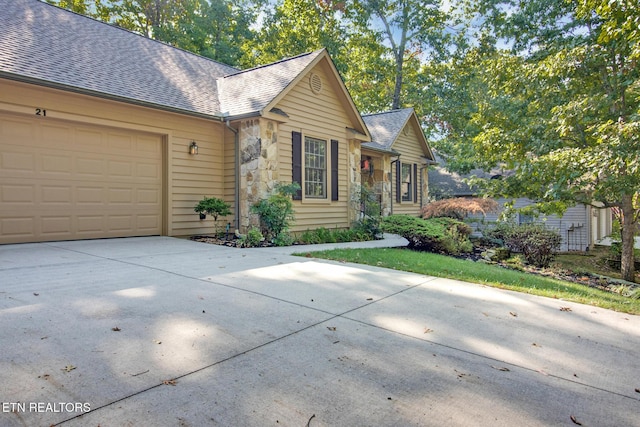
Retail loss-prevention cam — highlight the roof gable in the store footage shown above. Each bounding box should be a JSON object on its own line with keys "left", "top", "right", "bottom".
{"left": 219, "top": 49, "right": 369, "bottom": 136}
{"left": 362, "top": 108, "right": 434, "bottom": 160}
{"left": 217, "top": 50, "right": 322, "bottom": 118}
{"left": 0, "top": 0, "right": 238, "bottom": 117}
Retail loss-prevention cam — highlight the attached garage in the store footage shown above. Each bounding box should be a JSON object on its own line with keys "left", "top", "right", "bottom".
{"left": 0, "top": 112, "right": 163, "bottom": 244}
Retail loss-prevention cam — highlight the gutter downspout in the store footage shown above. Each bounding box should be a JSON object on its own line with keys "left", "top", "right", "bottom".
{"left": 225, "top": 120, "right": 240, "bottom": 232}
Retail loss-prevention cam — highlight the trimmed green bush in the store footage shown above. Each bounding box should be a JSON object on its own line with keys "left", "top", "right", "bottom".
{"left": 297, "top": 227, "right": 373, "bottom": 245}
{"left": 238, "top": 227, "right": 264, "bottom": 248}
{"left": 251, "top": 183, "right": 299, "bottom": 243}
{"left": 381, "top": 215, "right": 473, "bottom": 255}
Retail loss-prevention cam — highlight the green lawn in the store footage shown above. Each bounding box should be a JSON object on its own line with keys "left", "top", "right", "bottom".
{"left": 296, "top": 247, "right": 640, "bottom": 315}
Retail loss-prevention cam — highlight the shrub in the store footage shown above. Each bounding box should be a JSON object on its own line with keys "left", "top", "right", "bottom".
{"left": 422, "top": 197, "right": 499, "bottom": 220}
{"left": 297, "top": 227, "right": 373, "bottom": 245}
{"left": 381, "top": 215, "right": 473, "bottom": 255}
{"left": 352, "top": 184, "right": 383, "bottom": 240}
{"left": 502, "top": 223, "right": 561, "bottom": 268}
{"left": 352, "top": 217, "right": 382, "bottom": 240}
{"left": 251, "top": 183, "right": 299, "bottom": 243}
{"left": 238, "top": 227, "right": 264, "bottom": 248}
{"left": 273, "top": 231, "right": 295, "bottom": 247}
{"left": 194, "top": 196, "right": 232, "bottom": 234}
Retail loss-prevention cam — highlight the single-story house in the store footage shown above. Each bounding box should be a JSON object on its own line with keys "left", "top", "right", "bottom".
{"left": 428, "top": 152, "right": 613, "bottom": 252}
{"left": 361, "top": 108, "right": 435, "bottom": 217}
{"left": 0, "top": 0, "right": 398, "bottom": 244}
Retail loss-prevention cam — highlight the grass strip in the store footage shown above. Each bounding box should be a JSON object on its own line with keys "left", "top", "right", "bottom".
{"left": 297, "top": 247, "right": 640, "bottom": 315}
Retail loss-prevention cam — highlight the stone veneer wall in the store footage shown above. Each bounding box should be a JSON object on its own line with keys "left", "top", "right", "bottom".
{"left": 238, "top": 118, "right": 279, "bottom": 231}
{"left": 420, "top": 167, "right": 429, "bottom": 210}
{"left": 380, "top": 155, "right": 392, "bottom": 216}
{"left": 348, "top": 140, "right": 362, "bottom": 225}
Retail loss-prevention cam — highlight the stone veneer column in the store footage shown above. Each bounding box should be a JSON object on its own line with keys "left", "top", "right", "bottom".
{"left": 380, "top": 154, "right": 392, "bottom": 217}
{"left": 348, "top": 140, "right": 362, "bottom": 225}
{"left": 238, "top": 119, "right": 279, "bottom": 232}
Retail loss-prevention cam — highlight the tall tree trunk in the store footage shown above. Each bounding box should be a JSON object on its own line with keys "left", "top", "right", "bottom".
{"left": 392, "top": 55, "right": 403, "bottom": 110}
{"left": 620, "top": 193, "right": 637, "bottom": 282}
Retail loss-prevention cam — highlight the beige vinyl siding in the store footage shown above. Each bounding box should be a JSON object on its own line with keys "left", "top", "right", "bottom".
{"left": 0, "top": 79, "right": 227, "bottom": 241}
{"left": 223, "top": 125, "right": 238, "bottom": 229}
{"left": 391, "top": 121, "right": 429, "bottom": 216}
{"left": 274, "top": 61, "right": 353, "bottom": 232}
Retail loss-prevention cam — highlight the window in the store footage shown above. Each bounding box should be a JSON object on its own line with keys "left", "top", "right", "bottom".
{"left": 401, "top": 163, "right": 412, "bottom": 202}
{"left": 519, "top": 213, "right": 534, "bottom": 224}
{"left": 292, "top": 131, "right": 338, "bottom": 201}
{"left": 304, "top": 137, "right": 327, "bottom": 198}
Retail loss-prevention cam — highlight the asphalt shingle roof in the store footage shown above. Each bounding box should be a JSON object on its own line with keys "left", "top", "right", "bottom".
{"left": 428, "top": 151, "right": 504, "bottom": 196}
{"left": 218, "top": 50, "right": 324, "bottom": 117}
{"left": 0, "top": 0, "right": 256, "bottom": 118}
{"left": 362, "top": 108, "right": 414, "bottom": 151}
{"left": 1, "top": 3, "right": 359, "bottom": 124}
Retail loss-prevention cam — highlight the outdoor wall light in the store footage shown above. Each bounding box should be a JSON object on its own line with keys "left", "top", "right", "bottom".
{"left": 189, "top": 141, "right": 198, "bottom": 155}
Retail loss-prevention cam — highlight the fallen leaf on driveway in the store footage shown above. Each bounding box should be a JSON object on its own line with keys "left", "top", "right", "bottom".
{"left": 61, "top": 365, "right": 76, "bottom": 372}
{"left": 560, "top": 307, "right": 572, "bottom": 312}
{"left": 423, "top": 328, "right": 434, "bottom": 334}
{"left": 509, "top": 311, "right": 518, "bottom": 317}
{"left": 570, "top": 415, "right": 582, "bottom": 425}
{"left": 154, "top": 340, "right": 162, "bottom": 344}
{"left": 162, "top": 379, "right": 177, "bottom": 386}
{"left": 33, "top": 293, "right": 39, "bottom": 296}
{"left": 327, "top": 327, "right": 336, "bottom": 331}
{"left": 491, "top": 366, "right": 510, "bottom": 372}
{"left": 111, "top": 327, "right": 121, "bottom": 332}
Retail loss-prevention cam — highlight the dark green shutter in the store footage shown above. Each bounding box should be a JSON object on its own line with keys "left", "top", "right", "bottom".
{"left": 413, "top": 163, "right": 418, "bottom": 203}
{"left": 331, "top": 140, "right": 338, "bottom": 201}
{"left": 395, "top": 161, "right": 401, "bottom": 203}
{"left": 292, "top": 131, "right": 302, "bottom": 200}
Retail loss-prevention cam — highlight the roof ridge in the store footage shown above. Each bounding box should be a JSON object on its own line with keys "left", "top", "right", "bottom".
{"left": 222, "top": 49, "right": 324, "bottom": 78}
{"left": 40, "top": 0, "right": 240, "bottom": 73}
{"left": 362, "top": 107, "right": 414, "bottom": 118}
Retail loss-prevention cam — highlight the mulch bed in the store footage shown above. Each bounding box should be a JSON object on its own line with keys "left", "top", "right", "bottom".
{"left": 455, "top": 246, "right": 639, "bottom": 296}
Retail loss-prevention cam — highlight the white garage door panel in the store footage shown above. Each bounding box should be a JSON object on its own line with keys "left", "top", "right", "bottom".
{"left": 0, "top": 113, "right": 163, "bottom": 244}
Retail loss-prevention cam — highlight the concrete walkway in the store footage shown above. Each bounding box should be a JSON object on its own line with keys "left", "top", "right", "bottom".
{"left": 0, "top": 236, "right": 639, "bottom": 426}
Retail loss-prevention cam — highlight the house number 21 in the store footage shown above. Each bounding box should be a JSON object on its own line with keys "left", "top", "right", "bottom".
{"left": 35, "top": 108, "right": 47, "bottom": 116}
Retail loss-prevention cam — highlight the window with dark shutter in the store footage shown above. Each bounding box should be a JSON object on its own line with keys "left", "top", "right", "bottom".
{"left": 331, "top": 140, "right": 338, "bottom": 201}
{"left": 292, "top": 131, "right": 302, "bottom": 200}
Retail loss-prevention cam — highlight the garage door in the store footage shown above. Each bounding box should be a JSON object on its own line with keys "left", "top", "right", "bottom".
{"left": 0, "top": 112, "right": 163, "bottom": 244}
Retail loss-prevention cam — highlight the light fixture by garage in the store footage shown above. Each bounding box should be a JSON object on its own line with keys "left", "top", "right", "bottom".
{"left": 189, "top": 141, "right": 198, "bottom": 155}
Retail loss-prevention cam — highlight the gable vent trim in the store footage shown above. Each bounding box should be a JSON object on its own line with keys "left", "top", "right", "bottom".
{"left": 310, "top": 73, "right": 323, "bottom": 94}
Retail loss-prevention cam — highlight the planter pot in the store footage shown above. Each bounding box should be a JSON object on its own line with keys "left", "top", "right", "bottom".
{"left": 199, "top": 213, "right": 206, "bottom": 220}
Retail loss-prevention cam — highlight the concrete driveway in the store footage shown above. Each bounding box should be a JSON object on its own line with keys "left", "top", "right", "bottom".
{"left": 1, "top": 236, "right": 639, "bottom": 426}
